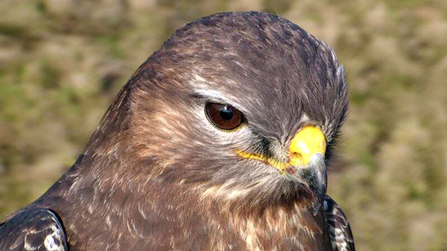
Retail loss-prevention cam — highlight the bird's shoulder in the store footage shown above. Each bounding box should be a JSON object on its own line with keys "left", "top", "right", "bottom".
{"left": 324, "top": 195, "right": 356, "bottom": 251}
{"left": 0, "top": 207, "right": 68, "bottom": 251}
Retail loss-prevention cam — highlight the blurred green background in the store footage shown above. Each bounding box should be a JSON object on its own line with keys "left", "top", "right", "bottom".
{"left": 1, "top": 0, "right": 446, "bottom": 250}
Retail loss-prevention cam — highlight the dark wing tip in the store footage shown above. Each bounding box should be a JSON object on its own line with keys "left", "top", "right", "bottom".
{"left": 0, "top": 208, "right": 68, "bottom": 251}
{"left": 324, "top": 195, "right": 356, "bottom": 251}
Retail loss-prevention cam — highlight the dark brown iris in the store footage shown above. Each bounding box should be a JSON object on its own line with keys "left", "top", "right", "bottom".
{"left": 205, "top": 103, "right": 245, "bottom": 130}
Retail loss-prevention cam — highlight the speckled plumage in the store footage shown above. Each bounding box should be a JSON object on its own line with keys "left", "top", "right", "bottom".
{"left": 0, "top": 12, "right": 354, "bottom": 251}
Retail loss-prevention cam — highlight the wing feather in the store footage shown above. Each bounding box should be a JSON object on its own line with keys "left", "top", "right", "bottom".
{"left": 324, "top": 195, "right": 356, "bottom": 251}
{"left": 0, "top": 208, "right": 68, "bottom": 251}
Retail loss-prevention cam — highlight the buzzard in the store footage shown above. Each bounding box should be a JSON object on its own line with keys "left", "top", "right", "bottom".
{"left": 0, "top": 12, "right": 355, "bottom": 251}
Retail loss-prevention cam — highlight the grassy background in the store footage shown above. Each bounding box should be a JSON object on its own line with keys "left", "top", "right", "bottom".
{"left": 1, "top": 0, "right": 446, "bottom": 250}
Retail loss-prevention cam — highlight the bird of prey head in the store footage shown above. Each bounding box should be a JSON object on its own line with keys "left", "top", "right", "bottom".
{"left": 0, "top": 12, "right": 353, "bottom": 251}
{"left": 84, "top": 11, "right": 348, "bottom": 217}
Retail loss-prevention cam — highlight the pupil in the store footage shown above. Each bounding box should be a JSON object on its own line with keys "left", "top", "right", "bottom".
{"left": 220, "top": 106, "right": 233, "bottom": 120}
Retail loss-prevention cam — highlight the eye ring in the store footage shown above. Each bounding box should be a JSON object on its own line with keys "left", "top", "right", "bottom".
{"left": 205, "top": 103, "right": 246, "bottom": 131}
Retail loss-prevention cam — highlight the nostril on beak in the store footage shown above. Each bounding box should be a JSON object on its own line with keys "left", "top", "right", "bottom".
{"left": 291, "top": 151, "right": 302, "bottom": 159}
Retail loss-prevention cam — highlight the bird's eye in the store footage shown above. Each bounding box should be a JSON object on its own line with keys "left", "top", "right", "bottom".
{"left": 205, "top": 103, "right": 245, "bottom": 131}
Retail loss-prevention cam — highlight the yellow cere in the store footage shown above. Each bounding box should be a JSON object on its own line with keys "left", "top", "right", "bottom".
{"left": 288, "top": 126, "right": 326, "bottom": 167}
{"left": 236, "top": 126, "right": 326, "bottom": 172}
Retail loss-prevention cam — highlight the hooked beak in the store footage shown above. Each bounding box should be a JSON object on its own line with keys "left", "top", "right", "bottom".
{"left": 236, "top": 126, "right": 327, "bottom": 216}
{"left": 285, "top": 153, "right": 327, "bottom": 216}
{"left": 285, "top": 126, "right": 327, "bottom": 215}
